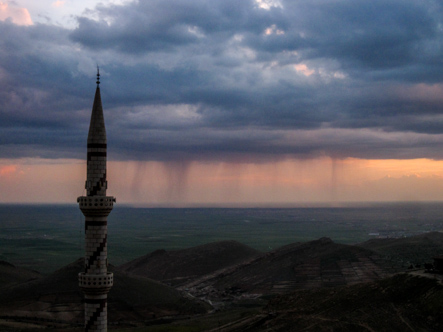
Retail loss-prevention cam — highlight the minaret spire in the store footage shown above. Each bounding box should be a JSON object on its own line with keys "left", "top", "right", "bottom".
{"left": 96, "top": 66, "right": 100, "bottom": 87}
{"left": 78, "top": 71, "right": 115, "bottom": 332}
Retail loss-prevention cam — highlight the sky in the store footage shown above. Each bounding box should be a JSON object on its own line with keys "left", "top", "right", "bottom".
{"left": 2, "top": 0, "right": 443, "bottom": 206}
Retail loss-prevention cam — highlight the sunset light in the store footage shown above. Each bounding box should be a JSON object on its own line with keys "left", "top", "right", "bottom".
{"left": 1, "top": 0, "right": 443, "bottom": 206}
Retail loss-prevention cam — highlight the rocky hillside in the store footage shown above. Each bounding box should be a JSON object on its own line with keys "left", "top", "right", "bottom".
{"left": 181, "top": 238, "right": 403, "bottom": 301}
{"left": 358, "top": 231, "right": 443, "bottom": 267}
{"left": 209, "top": 273, "right": 443, "bottom": 331}
{"left": 119, "top": 240, "right": 261, "bottom": 286}
{"left": 0, "top": 259, "right": 210, "bottom": 326}
{"left": 0, "top": 260, "right": 41, "bottom": 288}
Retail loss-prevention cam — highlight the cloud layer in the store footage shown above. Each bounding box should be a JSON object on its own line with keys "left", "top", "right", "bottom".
{"left": 2, "top": 0, "right": 443, "bottom": 162}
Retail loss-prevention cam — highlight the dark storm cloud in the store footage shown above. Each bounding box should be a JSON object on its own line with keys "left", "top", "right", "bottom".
{"left": 2, "top": 0, "right": 443, "bottom": 161}
{"left": 0, "top": 21, "right": 100, "bottom": 158}
{"left": 70, "top": 0, "right": 443, "bottom": 78}
{"left": 290, "top": 0, "right": 438, "bottom": 70}
{"left": 70, "top": 0, "right": 279, "bottom": 53}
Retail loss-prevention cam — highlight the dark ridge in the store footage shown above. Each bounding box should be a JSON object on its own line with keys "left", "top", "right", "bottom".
{"left": 0, "top": 260, "right": 41, "bottom": 288}
{"left": 120, "top": 240, "right": 261, "bottom": 286}
{"left": 214, "top": 274, "right": 443, "bottom": 331}
{"left": 182, "top": 237, "right": 403, "bottom": 300}
{"left": 0, "top": 258, "right": 210, "bottom": 325}
{"left": 358, "top": 231, "right": 443, "bottom": 266}
{"left": 0, "top": 260, "right": 15, "bottom": 268}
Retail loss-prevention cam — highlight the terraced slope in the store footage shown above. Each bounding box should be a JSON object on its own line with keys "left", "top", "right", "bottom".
{"left": 120, "top": 240, "right": 261, "bottom": 286}
{"left": 358, "top": 231, "right": 443, "bottom": 267}
{"left": 209, "top": 274, "right": 443, "bottom": 331}
{"left": 183, "top": 238, "right": 402, "bottom": 300}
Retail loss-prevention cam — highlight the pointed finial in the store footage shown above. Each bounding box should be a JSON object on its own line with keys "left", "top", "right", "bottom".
{"left": 96, "top": 66, "right": 100, "bottom": 87}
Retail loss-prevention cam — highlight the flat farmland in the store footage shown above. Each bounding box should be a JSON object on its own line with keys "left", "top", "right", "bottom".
{"left": 1, "top": 203, "right": 443, "bottom": 273}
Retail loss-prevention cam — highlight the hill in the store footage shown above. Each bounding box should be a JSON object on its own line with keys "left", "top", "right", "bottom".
{"left": 182, "top": 238, "right": 402, "bottom": 301}
{"left": 0, "top": 260, "right": 41, "bottom": 288}
{"left": 120, "top": 240, "right": 261, "bottom": 286}
{"left": 209, "top": 273, "right": 443, "bottom": 331}
{"left": 0, "top": 259, "right": 210, "bottom": 327}
{"left": 358, "top": 231, "right": 443, "bottom": 267}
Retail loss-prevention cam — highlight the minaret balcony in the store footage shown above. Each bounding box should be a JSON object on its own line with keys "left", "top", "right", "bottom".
{"left": 79, "top": 272, "right": 113, "bottom": 294}
{"left": 77, "top": 196, "right": 116, "bottom": 216}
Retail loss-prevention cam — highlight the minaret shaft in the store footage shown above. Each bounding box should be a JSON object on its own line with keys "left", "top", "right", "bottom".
{"left": 78, "top": 71, "right": 114, "bottom": 332}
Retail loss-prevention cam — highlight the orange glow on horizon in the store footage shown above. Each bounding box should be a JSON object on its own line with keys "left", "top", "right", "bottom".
{"left": 0, "top": 165, "right": 17, "bottom": 177}
{"left": 359, "top": 158, "right": 443, "bottom": 176}
{"left": 2, "top": 157, "right": 443, "bottom": 205}
{"left": 107, "top": 157, "right": 443, "bottom": 205}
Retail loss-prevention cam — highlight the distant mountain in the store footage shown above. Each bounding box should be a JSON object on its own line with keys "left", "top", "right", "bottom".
{"left": 0, "top": 260, "right": 41, "bottom": 288}
{"left": 182, "top": 238, "right": 402, "bottom": 300}
{"left": 0, "top": 259, "right": 210, "bottom": 326}
{"left": 209, "top": 274, "right": 443, "bottom": 331}
{"left": 358, "top": 231, "right": 443, "bottom": 267}
{"left": 120, "top": 240, "right": 261, "bottom": 286}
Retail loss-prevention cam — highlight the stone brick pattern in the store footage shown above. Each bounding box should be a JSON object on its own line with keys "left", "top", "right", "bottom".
{"left": 84, "top": 222, "right": 108, "bottom": 275}
{"left": 84, "top": 295, "right": 108, "bottom": 332}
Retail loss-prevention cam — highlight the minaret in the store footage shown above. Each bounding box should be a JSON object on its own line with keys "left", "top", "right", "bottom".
{"left": 77, "top": 68, "right": 115, "bottom": 332}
